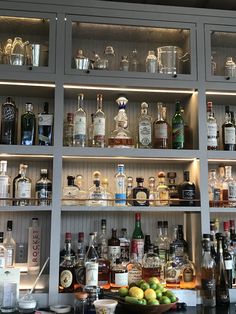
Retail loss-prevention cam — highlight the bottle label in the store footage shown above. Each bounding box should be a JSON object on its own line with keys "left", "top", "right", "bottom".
{"left": 154, "top": 124, "right": 168, "bottom": 139}
{"left": 182, "top": 189, "right": 195, "bottom": 200}
{"left": 183, "top": 266, "right": 193, "bottom": 282}
{"left": 115, "top": 193, "right": 126, "bottom": 205}
{"left": 0, "top": 176, "right": 9, "bottom": 205}
{"left": 172, "top": 123, "right": 184, "bottom": 143}
{"left": 225, "top": 127, "right": 236, "bottom": 144}
{"left": 120, "top": 243, "right": 130, "bottom": 262}
{"left": 85, "top": 262, "right": 98, "bottom": 286}
{"left": 135, "top": 191, "right": 147, "bottom": 205}
{"left": 139, "top": 121, "right": 152, "bottom": 145}
{"left": 74, "top": 117, "right": 86, "bottom": 135}
{"left": 60, "top": 269, "right": 73, "bottom": 288}
{"left": 207, "top": 123, "right": 217, "bottom": 146}
{"left": 158, "top": 248, "right": 166, "bottom": 261}
{"left": 225, "top": 259, "right": 233, "bottom": 270}
{"left": 17, "top": 182, "right": 31, "bottom": 198}
{"left": 131, "top": 239, "right": 144, "bottom": 263}
{"left": 38, "top": 114, "right": 53, "bottom": 126}
{"left": 28, "top": 228, "right": 41, "bottom": 268}
{"left": 0, "top": 255, "right": 5, "bottom": 268}
{"left": 165, "top": 267, "right": 181, "bottom": 282}
{"left": 115, "top": 272, "right": 128, "bottom": 286}
{"left": 201, "top": 278, "right": 216, "bottom": 291}
{"left": 157, "top": 190, "right": 169, "bottom": 206}
{"left": 108, "top": 246, "right": 121, "bottom": 261}
{"left": 2, "top": 105, "right": 15, "bottom": 122}
{"left": 6, "top": 248, "right": 14, "bottom": 267}
{"left": 228, "top": 185, "right": 236, "bottom": 201}
{"left": 94, "top": 117, "right": 105, "bottom": 136}
{"left": 128, "top": 267, "right": 142, "bottom": 284}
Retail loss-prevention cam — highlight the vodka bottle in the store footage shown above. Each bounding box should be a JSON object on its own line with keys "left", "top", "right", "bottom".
{"left": 3, "top": 220, "right": 16, "bottom": 267}
{"left": 27, "top": 218, "right": 41, "bottom": 274}
{"left": 93, "top": 94, "right": 106, "bottom": 148}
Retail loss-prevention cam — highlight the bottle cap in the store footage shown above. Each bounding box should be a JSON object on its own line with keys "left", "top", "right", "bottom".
{"left": 26, "top": 102, "right": 33, "bottom": 112}
{"left": 78, "top": 232, "right": 84, "bottom": 241}
{"left": 158, "top": 171, "right": 166, "bottom": 178}
{"left": 167, "top": 172, "right": 176, "bottom": 179}
{"left": 202, "top": 233, "right": 211, "bottom": 239}
{"left": 136, "top": 177, "right": 144, "bottom": 183}
{"left": 135, "top": 213, "right": 141, "bottom": 221}
{"left": 101, "top": 219, "right": 106, "bottom": 227}
{"left": 7, "top": 220, "right": 13, "bottom": 231}
{"left": 223, "top": 221, "right": 230, "bottom": 231}
{"left": 74, "top": 292, "right": 88, "bottom": 300}
{"left": 65, "top": 232, "right": 72, "bottom": 240}
{"left": 40, "top": 169, "right": 48, "bottom": 175}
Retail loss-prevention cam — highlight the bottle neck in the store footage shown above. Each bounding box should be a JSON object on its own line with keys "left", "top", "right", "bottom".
{"left": 225, "top": 167, "right": 232, "bottom": 179}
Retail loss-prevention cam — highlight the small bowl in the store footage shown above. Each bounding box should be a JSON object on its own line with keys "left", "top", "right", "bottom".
{"left": 17, "top": 299, "right": 37, "bottom": 313}
{"left": 94, "top": 299, "right": 118, "bottom": 314}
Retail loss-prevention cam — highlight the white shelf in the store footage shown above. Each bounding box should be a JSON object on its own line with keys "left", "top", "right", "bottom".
{"left": 0, "top": 145, "right": 54, "bottom": 157}
{"left": 210, "top": 207, "right": 236, "bottom": 213}
{"left": 0, "top": 205, "right": 52, "bottom": 212}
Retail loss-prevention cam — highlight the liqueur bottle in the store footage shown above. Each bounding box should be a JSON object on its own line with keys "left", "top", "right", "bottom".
{"left": 35, "top": 169, "right": 52, "bottom": 206}
{"left": 137, "top": 102, "right": 152, "bottom": 148}
{"left": 153, "top": 102, "right": 169, "bottom": 149}
{"left": 38, "top": 102, "right": 53, "bottom": 145}
{"left": 131, "top": 213, "right": 144, "bottom": 263}
{"left": 132, "top": 177, "right": 149, "bottom": 206}
{"left": 74, "top": 94, "right": 87, "bottom": 147}
{"left": 21, "top": 103, "right": 36, "bottom": 145}
{"left": 206, "top": 101, "right": 218, "bottom": 150}
{"left": 172, "top": 100, "right": 184, "bottom": 149}
{"left": 64, "top": 113, "right": 74, "bottom": 146}
{"left": 93, "top": 94, "right": 106, "bottom": 148}
{"left": 1, "top": 97, "right": 18, "bottom": 145}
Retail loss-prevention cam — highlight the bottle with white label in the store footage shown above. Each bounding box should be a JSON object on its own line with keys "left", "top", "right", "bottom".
{"left": 108, "top": 228, "right": 121, "bottom": 262}
{"left": 74, "top": 94, "right": 87, "bottom": 147}
{"left": 84, "top": 233, "right": 99, "bottom": 287}
{"left": 110, "top": 258, "right": 128, "bottom": 291}
{"left": 93, "top": 94, "right": 106, "bottom": 148}
{"left": 224, "top": 166, "right": 236, "bottom": 207}
{"left": 114, "top": 164, "right": 127, "bottom": 206}
{"left": 3, "top": 220, "right": 16, "bottom": 267}
{"left": 138, "top": 102, "right": 152, "bottom": 148}
{"left": 222, "top": 106, "right": 236, "bottom": 151}
{"left": 0, "top": 160, "right": 9, "bottom": 206}
{"left": 27, "top": 218, "right": 41, "bottom": 274}
{"left": 0, "top": 232, "right": 7, "bottom": 268}
{"left": 206, "top": 101, "right": 218, "bottom": 150}
{"left": 38, "top": 102, "right": 53, "bottom": 146}
{"left": 14, "top": 164, "right": 31, "bottom": 206}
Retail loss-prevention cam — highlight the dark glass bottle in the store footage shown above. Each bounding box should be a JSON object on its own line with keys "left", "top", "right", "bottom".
{"left": 144, "top": 234, "right": 151, "bottom": 254}
{"left": 215, "top": 233, "right": 230, "bottom": 306}
{"left": 107, "top": 228, "right": 120, "bottom": 263}
{"left": 21, "top": 103, "right": 36, "bottom": 145}
{"left": 35, "top": 169, "right": 52, "bottom": 206}
{"left": 132, "top": 177, "right": 149, "bottom": 206}
{"left": 222, "top": 236, "right": 233, "bottom": 289}
{"left": 172, "top": 100, "right": 184, "bottom": 149}
{"left": 179, "top": 170, "right": 195, "bottom": 206}
{"left": 1, "top": 97, "right": 18, "bottom": 145}
{"left": 60, "top": 232, "right": 76, "bottom": 263}
{"left": 172, "top": 225, "right": 188, "bottom": 262}
{"left": 210, "top": 235, "right": 217, "bottom": 261}
{"left": 38, "top": 102, "right": 53, "bottom": 146}
{"left": 131, "top": 213, "right": 144, "bottom": 263}
{"left": 222, "top": 106, "right": 236, "bottom": 151}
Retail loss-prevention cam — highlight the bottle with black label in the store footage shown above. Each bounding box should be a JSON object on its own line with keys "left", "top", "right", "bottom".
{"left": 35, "top": 169, "right": 52, "bottom": 206}
{"left": 179, "top": 170, "right": 195, "bottom": 206}
{"left": 38, "top": 102, "right": 53, "bottom": 145}
{"left": 1, "top": 97, "right": 18, "bottom": 145}
{"left": 132, "top": 177, "right": 149, "bottom": 206}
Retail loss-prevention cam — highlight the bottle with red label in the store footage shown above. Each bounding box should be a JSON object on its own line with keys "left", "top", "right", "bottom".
{"left": 131, "top": 213, "right": 144, "bottom": 264}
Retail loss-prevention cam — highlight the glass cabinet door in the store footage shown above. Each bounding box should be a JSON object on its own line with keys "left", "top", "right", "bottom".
{"left": 65, "top": 15, "right": 197, "bottom": 81}
{"left": 0, "top": 10, "right": 56, "bottom": 73}
{"left": 205, "top": 24, "right": 236, "bottom": 82}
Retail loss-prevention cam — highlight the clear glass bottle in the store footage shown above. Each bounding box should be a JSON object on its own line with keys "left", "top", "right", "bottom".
{"left": 119, "top": 228, "right": 130, "bottom": 263}
{"left": 154, "top": 221, "right": 166, "bottom": 262}
{"left": 224, "top": 166, "right": 236, "bottom": 207}
{"left": 156, "top": 171, "right": 169, "bottom": 206}
{"left": 172, "top": 225, "right": 188, "bottom": 263}
{"left": 130, "top": 49, "right": 139, "bottom": 72}
{"left": 223, "top": 236, "right": 233, "bottom": 289}
{"left": 14, "top": 164, "right": 31, "bottom": 206}
{"left": 148, "top": 177, "right": 156, "bottom": 207}
{"left": 127, "top": 241, "right": 142, "bottom": 284}
{"left": 165, "top": 243, "right": 182, "bottom": 289}
{"left": 142, "top": 244, "right": 162, "bottom": 282}
{"left": 163, "top": 221, "right": 171, "bottom": 261}
{"left": 0, "top": 232, "right": 7, "bottom": 268}
{"left": 146, "top": 50, "right": 157, "bottom": 73}
{"left": 1, "top": 97, "right": 18, "bottom": 145}
{"left": 3, "top": 220, "right": 16, "bottom": 268}
{"left": 126, "top": 176, "right": 133, "bottom": 206}
{"left": 60, "top": 232, "right": 76, "bottom": 264}
{"left": 62, "top": 176, "right": 79, "bottom": 206}
{"left": 131, "top": 213, "right": 144, "bottom": 264}
{"left": 180, "top": 254, "right": 196, "bottom": 289}
{"left": 108, "top": 96, "right": 134, "bottom": 148}
{"left": 153, "top": 102, "right": 169, "bottom": 149}
{"left": 74, "top": 94, "right": 87, "bottom": 147}
{"left": 63, "top": 113, "right": 74, "bottom": 147}
{"left": 97, "top": 219, "right": 108, "bottom": 259}
{"left": 101, "top": 178, "right": 113, "bottom": 206}
{"left": 27, "top": 218, "right": 41, "bottom": 274}
{"left": 114, "top": 164, "right": 127, "bottom": 206}
{"left": 225, "top": 56, "right": 236, "bottom": 77}
{"left": 179, "top": 170, "right": 196, "bottom": 206}
{"left": 108, "top": 228, "right": 121, "bottom": 263}
{"left": 138, "top": 102, "right": 152, "bottom": 148}
{"left": 35, "top": 169, "right": 52, "bottom": 206}
{"left": 93, "top": 94, "right": 106, "bottom": 148}
{"left": 208, "top": 169, "right": 221, "bottom": 207}
{"left": 38, "top": 102, "right": 53, "bottom": 146}
{"left": 74, "top": 292, "right": 88, "bottom": 314}
{"left": 207, "top": 101, "right": 218, "bottom": 150}
{"left": 0, "top": 160, "right": 9, "bottom": 206}
{"left": 172, "top": 100, "right": 184, "bottom": 149}
{"left": 88, "top": 113, "right": 95, "bottom": 147}
{"left": 104, "top": 46, "right": 115, "bottom": 71}
{"left": 222, "top": 106, "right": 236, "bottom": 151}
{"left": 84, "top": 233, "right": 99, "bottom": 287}
{"left": 167, "top": 172, "right": 179, "bottom": 206}
{"left": 132, "top": 177, "right": 149, "bottom": 206}
{"left": 75, "top": 174, "right": 87, "bottom": 205}
{"left": 87, "top": 171, "right": 108, "bottom": 207}
{"left": 120, "top": 56, "right": 129, "bottom": 71}
{"left": 21, "top": 103, "right": 36, "bottom": 145}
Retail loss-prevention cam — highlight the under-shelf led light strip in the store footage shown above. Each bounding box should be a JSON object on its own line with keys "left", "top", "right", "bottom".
{"left": 0, "top": 154, "right": 53, "bottom": 158}
{"left": 0, "top": 81, "right": 55, "bottom": 88}
{"left": 206, "top": 91, "right": 236, "bottom": 96}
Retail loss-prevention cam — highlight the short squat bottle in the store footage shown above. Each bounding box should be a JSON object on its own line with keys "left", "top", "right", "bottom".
{"left": 132, "top": 177, "right": 149, "bottom": 206}
{"left": 146, "top": 51, "right": 157, "bottom": 73}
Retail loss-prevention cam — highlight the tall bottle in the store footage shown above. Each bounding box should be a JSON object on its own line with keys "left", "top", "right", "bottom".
{"left": 21, "top": 103, "right": 36, "bottom": 145}
{"left": 84, "top": 233, "right": 99, "bottom": 287}
{"left": 119, "top": 228, "right": 130, "bottom": 263}
{"left": 35, "top": 169, "right": 52, "bottom": 206}
{"left": 114, "top": 164, "right": 127, "bottom": 206}
{"left": 172, "top": 225, "right": 188, "bottom": 262}
{"left": 63, "top": 113, "right": 74, "bottom": 146}
{"left": 93, "top": 94, "right": 106, "bottom": 148}
{"left": 179, "top": 170, "right": 196, "bottom": 206}
{"left": 14, "top": 164, "right": 32, "bottom": 206}
{"left": 215, "top": 233, "right": 230, "bottom": 306}
{"left": 0, "top": 232, "right": 7, "bottom": 268}
{"left": 208, "top": 169, "right": 221, "bottom": 207}
{"left": 207, "top": 101, "right": 218, "bottom": 150}
{"left": 108, "top": 228, "right": 121, "bottom": 263}
{"left": 154, "top": 221, "right": 166, "bottom": 262}
{"left": 153, "top": 102, "right": 169, "bottom": 149}
{"left": 200, "top": 234, "right": 216, "bottom": 307}
{"left": 172, "top": 100, "right": 184, "bottom": 149}
{"left": 74, "top": 94, "right": 87, "bottom": 147}
{"left": 222, "top": 106, "right": 236, "bottom": 151}
{"left": 1, "top": 97, "right": 18, "bottom": 145}
{"left": 131, "top": 213, "right": 144, "bottom": 263}
{"left": 3, "top": 220, "right": 16, "bottom": 267}
{"left": 223, "top": 236, "right": 233, "bottom": 289}
{"left": 138, "top": 102, "right": 152, "bottom": 148}
{"left": 38, "top": 102, "right": 53, "bottom": 146}
{"left": 27, "top": 218, "right": 41, "bottom": 274}
{"left": 224, "top": 166, "right": 236, "bottom": 207}
{"left": 97, "top": 219, "right": 108, "bottom": 259}
{"left": 0, "top": 160, "right": 9, "bottom": 206}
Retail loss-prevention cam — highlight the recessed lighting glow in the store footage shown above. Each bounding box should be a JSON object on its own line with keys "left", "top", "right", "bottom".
{"left": 0, "top": 81, "right": 55, "bottom": 88}
{"left": 206, "top": 91, "right": 236, "bottom": 96}
{"left": 0, "top": 154, "right": 53, "bottom": 158}
{"left": 62, "top": 155, "right": 196, "bottom": 161}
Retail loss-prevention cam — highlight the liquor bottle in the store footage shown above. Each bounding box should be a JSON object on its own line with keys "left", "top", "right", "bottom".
{"left": 97, "top": 219, "right": 108, "bottom": 259}
{"left": 148, "top": 177, "right": 156, "bottom": 206}
{"left": 223, "top": 165, "right": 236, "bottom": 207}
{"left": 77, "top": 232, "right": 85, "bottom": 261}
{"left": 3, "top": 220, "right": 16, "bottom": 267}
{"left": 127, "top": 241, "right": 142, "bottom": 284}
{"left": 165, "top": 243, "right": 182, "bottom": 289}
{"left": 144, "top": 234, "right": 151, "bottom": 254}
{"left": 93, "top": 94, "right": 106, "bottom": 148}
{"left": 74, "top": 232, "right": 86, "bottom": 290}
{"left": 64, "top": 113, "right": 74, "bottom": 146}
{"left": 84, "top": 233, "right": 99, "bottom": 287}
{"left": 179, "top": 170, "right": 195, "bottom": 206}
{"left": 215, "top": 233, "right": 230, "bottom": 306}
{"left": 119, "top": 228, "right": 130, "bottom": 263}
{"left": 200, "top": 234, "right": 216, "bottom": 307}
{"left": 156, "top": 171, "right": 169, "bottom": 206}
{"left": 207, "top": 101, "right": 218, "bottom": 150}
{"left": 1, "top": 97, "right": 18, "bottom": 145}
{"left": 172, "top": 100, "right": 184, "bottom": 149}
{"left": 87, "top": 171, "right": 108, "bottom": 206}
{"left": 218, "top": 165, "right": 225, "bottom": 206}
{"left": 114, "top": 164, "right": 127, "bottom": 206}
{"left": 75, "top": 174, "right": 87, "bottom": 205}
{"left": 153, "top": 102, "right": 169, "bottom": 149}
{"left": 163, "top": 221, "right": 171, "bottom": 261}
{"left": 0, "top": 160, "right": 9, "bottom": 206}
{"left": 110, "top": 258, "right": 128, "bottom": 291}
{"left": 38, "top": 102, "right": 53, "bottom": 146}
{"left": 74, "top": 94, "right": 87, "bottom": 147}
{"left": 142, "top": 244, "right": 162, "bottom": 281}
{"left": 137, "top": 102, "right": 152, "bottom": 148}
{"left": 126, "top": 176, "right": 133, "bottom": 206}
{"left": 60, "top": 232, "right": 76, "bottom": 263}
{"left": 130, "top": 49, "right": 139, "bottom": 72}
{"left": 132, "top": 177, "right": 149, "bottom": 206}
{"left": 88, "top": 113, "right": 95, "bottom": 147}
{"left": 108, "top": 228, "right": 120, "bottom": 262}
{"left": 131, "top": 213, "right": 144, "bottom": 263}
{"left": 180, "top": 254, "right": 196, "bottom": 289}
{"left": 222, "top": 236, "right": 233, "bottom": 289}
{"left": 62, "top": 176, "right": 79, "bottom": 206}
{"left": 208, "top": 169, "right": 221, "bottom": 207}
{"left": 27, "top": 218, "right": 41, "bottom": 274}
{"left": 59, "top": 232, "right": 76, "bottom": 293}
{"left": 101, "top": 178, "right": 113, "bottom": 206}
{"left": 0, "top": 232, "right": 7, "bottom": 268}
{"left": 172, "top": 225, "right": 188, "bottom": 262}
{"left": 154, "top": 221, "right": 166, "bottom": 262}
{"left": 14, "top": 164, "right": 32, "bottom": 206}
{"left": 108, "top": 96, "right": 134, "bottom": 148}
{"left": 230, "top": 219, "right": 235, "bottom": 243}
{"left": 21, "top": 103, "right": 36, "bottom": 145}
{"left": 210, "top": 235, "right": 217, "bottom": 261}
{"left": 97, "top": 221, "right": 110, "bottom": 290}
{"left": 222, "top": 106, "right": 236, "bottom": 151}
{"left": 223, "top": 221, "right": 231, "bottom": 247}
{"left": 35, "top": 169, "right": 52, "bottom": 206}
{"left": 12, "top": 163, "right": 25, "bottom": 205}
{"left": 167, "top": 172, "right": 179, "bottom": 206}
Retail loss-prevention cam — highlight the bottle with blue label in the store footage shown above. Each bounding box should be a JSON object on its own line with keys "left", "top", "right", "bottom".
{"left": 114, "top": 164, "right": 127, "bottom": 206}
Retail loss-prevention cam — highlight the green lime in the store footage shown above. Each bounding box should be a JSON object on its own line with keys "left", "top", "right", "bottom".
{"left": 160, "top": 296, "right": 171, "bottom": 304}
{"left": 148, "top": 299, "right": 160, "bottom": 305}
{"left": 129, "top": 282, "right": 137, "bottom": 289}
{"left": 155, "top": 283, "right": 165, "bottom": 291}
{"left": 170, "top": 295, "right": 177, "bottom": 303}
{"left": 119, "top": 287, "right": 129, "bottom": 297}
{"left": 136, "top": 279, "right": 146, "bottom": 287}
{"left": 141, "top": 299, "right": 147, "bottom": 305}
{"left": 148, "top": 277, "right": 160, "bottom": 285}
{"left": 155, "top": 289, "right": 162, "bottom": 299}
{"left": 140, "top": 282, "right": 150, "bottom": 291}
{"left": 144, "top": 288, "right": 156, "bottom": 301}
{"left": 149, "top": 283, "right": 157, "bottom": 290}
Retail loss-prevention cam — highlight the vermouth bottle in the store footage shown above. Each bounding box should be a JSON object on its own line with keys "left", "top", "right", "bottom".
{"left": 131, "top": 213, "right": 144, "bottom": 263}
{"left": 38, "top": 102, "right": 53, "bottom": 146}
{"left": 74, "top": 94, "right": 87, "bottom": 147}
{"left": 1, "top": 97, "right": 18, "bottom": 145}
{"left": 21, "top": 103, "right": 36, "bottom": 145}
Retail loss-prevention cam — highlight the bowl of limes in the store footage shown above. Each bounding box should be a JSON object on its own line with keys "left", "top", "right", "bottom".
{"left": 118, "top": 277, "right": 178, "bottom": 314}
